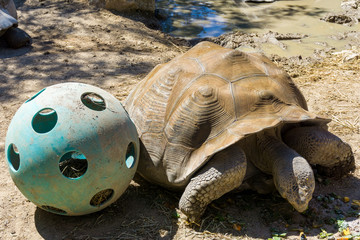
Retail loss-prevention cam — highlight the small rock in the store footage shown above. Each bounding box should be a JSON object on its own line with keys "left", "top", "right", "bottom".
{"left": 244, "top": 0, "right": 275, "bottom": 2}
{"left": 333, "top": 46, "right": 360, "bottom": 61}
{"left": 87, "top": 0, "right": 155, "bottom": 12}
{"left": 159, "top": 229, "right": 169, "bottom": 238}
{"left": 341, "top": 0, "right": 360, "bottom": 11}
{"left": 321, "top": 13, "right": 353, "bottom": 24}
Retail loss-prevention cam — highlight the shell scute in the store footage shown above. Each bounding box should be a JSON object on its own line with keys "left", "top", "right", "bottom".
{"left": 202, "top": 50, "right": 266, "bottom": 82}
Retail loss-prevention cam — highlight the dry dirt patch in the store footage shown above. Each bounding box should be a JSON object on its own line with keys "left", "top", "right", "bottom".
{"left": 0, "top": 0, "right": 359, "bottom": 239}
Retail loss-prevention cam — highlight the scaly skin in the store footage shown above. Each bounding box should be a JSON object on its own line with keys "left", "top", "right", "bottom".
{"left": 256, "top": 133, "right": 315, "bottom": 212}
{"left": 283, "top": 126, "right": 355, "bottom": 177}
{"left": 179, "top": 144, "right": 247, "bottom": 221}
{"left": 178, "top": 126, "right": 355, "bottom": 219}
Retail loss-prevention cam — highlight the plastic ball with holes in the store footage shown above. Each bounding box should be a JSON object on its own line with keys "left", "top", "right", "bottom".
{"left": 5, "top": 82, "right": 139, "bottom": 216}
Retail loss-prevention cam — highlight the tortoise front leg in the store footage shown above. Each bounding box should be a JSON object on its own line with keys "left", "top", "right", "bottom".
{"left": 283, "top": 126, "right": 355, "bottom": 177}
{"left": 179, "top": 144, "right": 247, "bottom": 222}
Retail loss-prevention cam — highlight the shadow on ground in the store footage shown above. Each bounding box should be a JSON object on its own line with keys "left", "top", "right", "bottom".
{"left": 0, "top": 40, "right": 32, "bottom": 59}
{"left": 34, "top": 173, "right": 360, "bottom": 239}
{"left": 34, "top": 176, "right": 181, "bottom": 240}
{"left": 0, "top": 0, "right": 188, "bottom": 104}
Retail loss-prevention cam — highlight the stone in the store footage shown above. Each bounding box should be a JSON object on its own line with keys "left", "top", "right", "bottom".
{"left": 341, "top": 0, "right": 360, "bottom": 11}
{"left": 87, "top": 0, "right": 155, "bottom": 12}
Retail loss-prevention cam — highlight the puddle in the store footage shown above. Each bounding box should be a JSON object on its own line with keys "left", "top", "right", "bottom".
{"left": 156, "top": 0, "right": 360, "bottom": 56}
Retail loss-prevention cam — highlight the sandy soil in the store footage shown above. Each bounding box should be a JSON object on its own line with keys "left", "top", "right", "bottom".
{"left": 0, "top": 0, "right": 359, "bottom": 239}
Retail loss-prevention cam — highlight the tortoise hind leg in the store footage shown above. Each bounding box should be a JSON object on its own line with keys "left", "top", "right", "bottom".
{"left": 179, "top": 144, "right": 247, "bottom": 222}
{"left": 283, "top": 126, "right": 355, "bottom": 177}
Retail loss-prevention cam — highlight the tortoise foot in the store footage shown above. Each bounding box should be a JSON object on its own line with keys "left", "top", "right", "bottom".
{"left": 317, "top": 154, "right": 355, "bottom": 178}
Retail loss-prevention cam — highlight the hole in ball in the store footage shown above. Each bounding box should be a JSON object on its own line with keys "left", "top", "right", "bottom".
{"left": 59, "top": 151, "right": 88, "bottom": 179}
{"left": 32, "top": 108, "right": 58, "bottom": 134}
{"left": 7, "top": 143, "right": 20, "bottom": 171}
{"left": 25, "top": 88, "right": 46, "bottom": 103}
{"left": 41, "top": 205, "right": 67, "bottom": 215}
{"left": 81, "top": 92, "right": 106, "bottom": 111}
{"left": 125, "top": 142, "right": 136, "bottom": 169}
{"left": 90, "top": 189, "right": 114, "bottom": 207}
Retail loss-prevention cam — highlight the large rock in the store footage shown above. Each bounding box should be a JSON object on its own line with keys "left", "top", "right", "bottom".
{"left": 88, "top": 0, "right": 155, "bottom": 12}
{"left": 321, "top": 0, "right": 360, "bottom": 26}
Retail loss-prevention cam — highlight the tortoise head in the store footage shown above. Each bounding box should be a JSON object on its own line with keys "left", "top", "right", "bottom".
{"left": 274, "top": 155, "right": 315, "bottom": 212}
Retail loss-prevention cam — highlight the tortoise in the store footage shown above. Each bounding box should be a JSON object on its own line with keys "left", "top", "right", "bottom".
{"left": 0, "top": 0, "right": 31, "bottom": 49}
{"left": 125, "top": 41, "right": 355, "bottom": 221}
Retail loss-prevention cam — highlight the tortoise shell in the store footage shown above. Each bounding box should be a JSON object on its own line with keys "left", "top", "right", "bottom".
{"left": 125, "top": 41, "right": 328, "bottom": 189}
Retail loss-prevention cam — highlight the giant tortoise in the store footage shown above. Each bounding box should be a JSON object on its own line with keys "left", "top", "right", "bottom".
{"left": 125, "top": 41, "right": 355, "bottom": 221}
{"left": 0, "top": 0, "right": 31, "bottom": 49}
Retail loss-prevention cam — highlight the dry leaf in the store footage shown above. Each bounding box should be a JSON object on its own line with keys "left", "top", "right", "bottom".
{"left": 233, "top": 223, "right": 242, "bottom": 231}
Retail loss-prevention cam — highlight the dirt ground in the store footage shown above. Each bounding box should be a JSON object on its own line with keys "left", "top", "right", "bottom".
{"left": 0, "top": 0, "right": 359, "bottom": 239}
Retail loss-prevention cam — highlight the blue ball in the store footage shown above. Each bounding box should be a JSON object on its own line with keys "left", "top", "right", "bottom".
{"left": 5, "top": 82, "right": 139, "bottom": 215}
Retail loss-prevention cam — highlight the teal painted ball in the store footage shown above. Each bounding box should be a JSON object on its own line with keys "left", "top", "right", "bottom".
{"left": 5, "top": 82, "right": 139, "bottom": 216}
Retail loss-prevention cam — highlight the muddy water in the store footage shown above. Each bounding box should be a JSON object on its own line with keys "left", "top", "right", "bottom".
{"left": 156, "top": 0, "right": 360, "bottom": 56}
